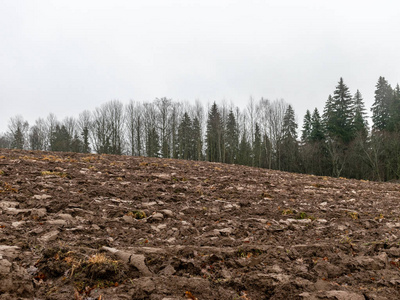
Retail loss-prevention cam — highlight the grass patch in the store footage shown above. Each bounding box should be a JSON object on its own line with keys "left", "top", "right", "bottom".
{"left": 41, "top": 171, "right": 69, "bottom": 178}
{"left": 126, "top": 210, "right": 147, "bottom": 219}
{"left": 347, "top": 211, "right": 360, "bottom": 220}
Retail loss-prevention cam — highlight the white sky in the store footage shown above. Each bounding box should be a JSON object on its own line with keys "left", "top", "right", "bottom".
{"left": 1, "top": 0, "right": 400, "bottom": 133}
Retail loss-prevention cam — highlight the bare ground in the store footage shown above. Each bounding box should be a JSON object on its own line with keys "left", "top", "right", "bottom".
{"left": 0, "top": 148, "right": 400, "bottom": 300}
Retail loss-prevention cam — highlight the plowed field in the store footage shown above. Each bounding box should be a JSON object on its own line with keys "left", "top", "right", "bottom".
{"left": 0, "top": 149, "right": 400, "bottom": 299}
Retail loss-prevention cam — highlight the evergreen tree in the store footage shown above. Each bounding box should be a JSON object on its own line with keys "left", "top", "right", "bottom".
{"left": 11, "top": 127, "right": 25, "bottom": 150}
{"left": 8, "top": 116, "right": 28, "bottom": 150}
{"left": 70, "top": 134, "right": 83, "bottom": 153}
{"left": 388, "top": 84, "right": 400, "bottom": 132}
{"left": 253, "top": 123, "right": 262, "bottom": 167}
{"left": 81, "top": 126, "right": 91, "bottom": 153}
{"left": 177, "top": 112, "right": 193, "bottom": 160}
{"left": 310, "top": 108, "right": 325, "bottom": 142}
{"left": 146, "top": 127, "right": 160, "bottom": 157}
{"left": 224, "top": 109, "right": 239, "bottom": 164}
{"left": 301, "top": 110, "right": 312, "bottom": 142}
{"left": 324, "top": 78, "right": 355, "bottom": 143}
{"left": 260, "top": 134, "right": 272, "bottom": 169}
{"left": 206, "top": 103, "right": 223, "bottom": 162}
{"left": 281, "top": 105, "right": 297, "bottom": 140}
{"left": 50, "top": 125, "right": 72, "bottom": 152}
{"left": 237, "top": 128, "right": 252, "bottom": 166}
{"left": 280, "top": 105, "right": 299, "bottom": 172}
{"left": 352, "top": 90, "right": 368, "bottom": 137}
{"left": 371, "top": 76, "right": 393, "bottom": 131}
{"left": 192, "top": 117, "right": 203, "bottom": 161}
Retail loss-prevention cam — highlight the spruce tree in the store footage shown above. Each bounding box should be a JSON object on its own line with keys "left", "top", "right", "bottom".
{"left": 237, "top": 128, "right": 252, "bottom": 166}
{"left": 253, "top": 123, "right": 262, "bottom": 167}
{"left": 225, "top": 110, "right": 239, "bottom": 164}
{"left": 353, "top": 90, "right": 368, "bottom": 137}
{"left": 280, "top": 105, "right": 299, "bottom": 172}
{"left": 371, "top": 76, "right": 393, "bottom": 131}
{"left": 301, "top": 110, "right": 312, "bottom": 142}
{"left": 388, "top": 84, "right": 400, "bottom": 132}
{"left": 177, "top": 112, "right": 193, "bottom": 160}
{"left": 11, "top": 127, "right": 25, "bottom": 150}
{"left": 146, "top": 127, "right": 160, "bottom": 157}
{"left": 310, "top": 108, "right": 325, "bottom": 142}
{"left": 192, "top": 117, "right": 203, "bottom": 161}
{"left": 206, "top": 103, "right": 223, "bottom": 162}
{"left": 50, "top": 125, "right": 72, "bottom": 152}
{"left": 282, "top": 105, "right": 297, "bottom": 140}
{"left": 324, "top": 78, "right": 355, "bottom": 143}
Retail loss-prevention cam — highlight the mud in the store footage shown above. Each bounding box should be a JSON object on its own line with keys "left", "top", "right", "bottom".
{"left": 0, "top": 148, "right": 400, "bottom": 299}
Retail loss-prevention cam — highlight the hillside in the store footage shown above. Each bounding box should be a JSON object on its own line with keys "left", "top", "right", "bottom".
{"left": 0, "top": 149, "right": 400, "bottom": 299}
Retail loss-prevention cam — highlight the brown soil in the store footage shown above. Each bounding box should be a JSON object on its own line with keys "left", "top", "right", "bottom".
{"left": 0, "top": 148, "right": 400, "bottom": 300}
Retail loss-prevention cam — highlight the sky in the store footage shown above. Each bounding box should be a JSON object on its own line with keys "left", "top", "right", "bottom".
{"left": 1, "top": 0, "right": 400, "bottom": 133}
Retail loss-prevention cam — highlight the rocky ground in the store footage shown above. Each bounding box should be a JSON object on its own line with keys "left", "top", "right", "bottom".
{"left": 0, "top": 148, "right": 400, "bottom": 299}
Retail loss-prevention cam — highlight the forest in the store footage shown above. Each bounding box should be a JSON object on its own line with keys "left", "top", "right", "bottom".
{"left": 1, "top": 76, "right": 400, "bottom": 182}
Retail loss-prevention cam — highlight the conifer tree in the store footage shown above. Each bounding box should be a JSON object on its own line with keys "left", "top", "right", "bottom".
{"left": 253, "top": 123, "right": 262, "bottom": 167}
{"left": 237, "top": 128, "right": 252, "bottom": 166}
{"left": 177, "top": 112, "right": 193, "bottom": 160}
{"left": 282, "top": 105, "right": 297, "bottom": 140}
{"left": 146, "top": 127, "right": 160, "bottom": 157}
{"left": 324, "top": 78, "right": 355, "bottom": 143}
{"left": 388, "top": 84, "right": 400, "bottom": 132}
{"left": 371, "top": 76, "right": 393, "bottom": 131}
{"left": 353, "top": 90, "right": 368, "bottom": 137}
{"left": 280, "top": 105, "right": 299, "bottom": 172}
{"left": 50, "top": 125, "right": 72, "bottom": 152}
{"left": 206, "top": 103, "right": 223, "bottom": 162}
{"left": 192, "top": 117, "right": 203, "bottom": 161}
{"left": 310, "top": 108, "right": 325, "bottom": 142}
{"left": 225, "top": 109, "right": 239, "bottom": 164}
{"left": 301, "top": 110, "right": 312, "bottom": 142}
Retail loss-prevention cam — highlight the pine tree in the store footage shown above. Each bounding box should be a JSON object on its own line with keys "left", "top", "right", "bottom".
{"left": 301, "top": 110, "right": 312, "bottom": 142}
{"left": 371, "top": 76, "right": 393, "bottom": 131}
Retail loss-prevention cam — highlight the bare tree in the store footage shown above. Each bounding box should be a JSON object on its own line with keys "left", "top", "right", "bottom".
{"left": 143, "top": 102, "right": 160, "bottom": 157}
{"left": 46, "top": 113, "right": 59, "bottom": 151}
{"left": 77, "top": 110, "right": 92, "bottom": 153}
{"left": 29, "top": 118, "right": 47, "bottom": 150}
{"left": 125, "top": 100, "right": 144, "bottom": 156}
{"left": 8, "top": 115, "right": 29, "bottom": 150}
{"left": 155, "top": 97, "right": 172, "bottom": 158}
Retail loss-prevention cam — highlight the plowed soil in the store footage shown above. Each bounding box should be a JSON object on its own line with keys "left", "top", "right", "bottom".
{"left": 0, "top": 148, "right": 400, "bottom": 300}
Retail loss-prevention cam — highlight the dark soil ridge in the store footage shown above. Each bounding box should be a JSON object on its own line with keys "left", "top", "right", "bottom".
{"left": 0, "top": 148, "right": 400, "bottom": 300}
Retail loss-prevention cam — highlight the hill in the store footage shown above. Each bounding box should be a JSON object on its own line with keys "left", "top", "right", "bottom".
{"left": 0, "top": 149, "right": 400, "bottom": 299}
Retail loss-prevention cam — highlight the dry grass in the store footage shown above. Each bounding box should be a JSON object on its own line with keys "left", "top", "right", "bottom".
{"left": 41, "top": 171, "right": 69, "bottom": 178}
{"left": 87, "top": 253, "right": 118, "bottom": 265}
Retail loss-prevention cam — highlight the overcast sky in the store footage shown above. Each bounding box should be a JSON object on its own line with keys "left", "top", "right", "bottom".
{"left": 1, "top": 0, "right": 400, "bottom": 133}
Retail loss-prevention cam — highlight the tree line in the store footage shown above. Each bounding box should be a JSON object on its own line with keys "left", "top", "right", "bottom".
{"left": 1, "top": 76, "right": 400, "bottom": 181}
